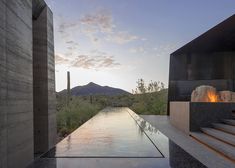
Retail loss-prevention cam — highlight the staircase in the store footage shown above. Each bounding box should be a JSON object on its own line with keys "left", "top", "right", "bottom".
{"left": 190, "top": 115, "right": 235, "bottom": 162}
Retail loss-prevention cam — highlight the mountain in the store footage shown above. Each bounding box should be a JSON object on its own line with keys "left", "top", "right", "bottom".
{"left": 58, "top": 82, "right": 130, "bottom": 96}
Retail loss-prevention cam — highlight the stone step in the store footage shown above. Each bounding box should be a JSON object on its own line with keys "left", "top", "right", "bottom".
{"left": 223, "top": 119, "right": 235, "bottom": 126}
{"left": 213, "top": 123, "right": 235, "bottom": 135}
{"left": 201, "top": 128, "right": 235, "bottom": 146}
{"left": 191, "top": 132, "right": 235, "bottom": 161}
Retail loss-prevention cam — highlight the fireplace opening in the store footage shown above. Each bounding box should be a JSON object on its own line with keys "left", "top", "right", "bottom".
{"left": 191, "top": 85, "right": 235, "bottom": 103}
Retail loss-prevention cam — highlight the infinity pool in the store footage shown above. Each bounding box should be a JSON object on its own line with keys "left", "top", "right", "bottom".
{"left": 30, "top": 107, "right": 206, "bottom": 168}
{"left": 44, "top": 107, "right": 163, "bottom": 158}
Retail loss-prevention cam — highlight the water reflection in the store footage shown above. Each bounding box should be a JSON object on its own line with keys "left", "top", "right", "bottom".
{"left": 126, "top": 108, "right": 169, "bottom": 157}
{"left": 127, "top": 108, "right": 207, "bottom": 168}
{"left": 44, "top": 107, "right": 162, "bottom": 158}
{"left": 29, "top": 107, "right": 208, "bottom": 168}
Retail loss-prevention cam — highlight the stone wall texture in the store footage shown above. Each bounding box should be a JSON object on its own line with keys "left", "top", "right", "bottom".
{"left": 0, "top": 0, "right": 56, "bottom": 167}
{"left": 0, "top": 0, "right": 33, "bottom": 167}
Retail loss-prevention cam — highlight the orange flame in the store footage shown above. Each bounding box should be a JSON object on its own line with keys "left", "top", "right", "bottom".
{"left": 207, "top": 91, "right": 218, "bottom": 102}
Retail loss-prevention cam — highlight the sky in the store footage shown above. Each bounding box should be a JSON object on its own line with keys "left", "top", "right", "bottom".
{"left": 45, "top": 0, "right": 235, "bottom": 92}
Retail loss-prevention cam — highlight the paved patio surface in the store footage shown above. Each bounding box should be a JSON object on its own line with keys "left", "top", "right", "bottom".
{"left": 141, "top": 115, "right": 235, "bottom": 168}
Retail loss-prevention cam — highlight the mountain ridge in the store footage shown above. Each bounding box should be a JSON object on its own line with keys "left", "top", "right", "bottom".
{"left": 58, "top": 82, "right": 130, "bottom": 96}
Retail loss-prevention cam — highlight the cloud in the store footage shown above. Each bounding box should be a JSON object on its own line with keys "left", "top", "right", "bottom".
{"left": 55, "top": 54, "right": 70, "bottom": 65}
{"left": 72, "top": 54, "right": 120, "bottom": 69}
{"left": 65, "top": 40, "right": 79, "bottom": 53}
{"left": 99, "top": 57, "right": 121, "bottom": 67}
{"left": 72, "top": 55, "right": 95, "bottom": 69}
{"left": 58, "top": 21, "right": 79, "bottom": 33}
{"left": 80, "top": 10, "right": 115, "bottom": 34}
{"left": 79, "top": 10, "right": 139, "bottom": 44}
{"left": 55, "top": 51, "right": 120, "bottom": 70}
{"left": 56, "top": 9, "right": 142, "bottom": 48}
{"left": 106, "top": 31, "right": 138, "bottom": 44}
{"left": 58, "top": 23, "right": 79, "bottom": 41}
{"left": 56, "top": 14, "right": 80, "bottom": 41}
{"left": 79, "top": 10, "right": 115, "bottom": 45}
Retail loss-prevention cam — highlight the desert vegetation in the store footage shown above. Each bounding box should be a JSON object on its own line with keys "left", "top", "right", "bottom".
{"left": 56, "top": 79, "right": 168, "bottom": 138}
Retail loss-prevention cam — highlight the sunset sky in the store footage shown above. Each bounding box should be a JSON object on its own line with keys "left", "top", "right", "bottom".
{"left": 45, "top": 0, "right": 235, "bottom": 92}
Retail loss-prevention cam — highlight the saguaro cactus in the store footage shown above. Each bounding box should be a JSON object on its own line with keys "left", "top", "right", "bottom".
{"left": 67, "top": 71, "right": 71, "bottom": 127}
{"left": 67, "top": 71, "right": 71, "bottom": 106}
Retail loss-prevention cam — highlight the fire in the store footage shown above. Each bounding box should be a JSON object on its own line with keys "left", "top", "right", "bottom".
{"left": 207, "top": 91, "right": 218, "bottom": 102}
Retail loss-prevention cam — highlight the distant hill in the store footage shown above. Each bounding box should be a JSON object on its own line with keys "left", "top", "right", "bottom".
{"left": 58, "top": 82, "right": 130, "bottom": 96}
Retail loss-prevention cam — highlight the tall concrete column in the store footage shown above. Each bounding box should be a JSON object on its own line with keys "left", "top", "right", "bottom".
{"left": 0, "top": 0, "right": 33, "bottom": 167}
{"left": 33, "top": 5, "right": 57, "bottom": 154}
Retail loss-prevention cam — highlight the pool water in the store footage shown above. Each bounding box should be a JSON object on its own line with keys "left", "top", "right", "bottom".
{"left": 30, "top": 107, "right": 206, "bottom": 168}
{"left": 44, "top": 107, "right": 163, "bottom": 158}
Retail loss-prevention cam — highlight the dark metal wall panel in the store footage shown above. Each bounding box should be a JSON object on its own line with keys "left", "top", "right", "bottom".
{"left": 189, "top": 103, "right": 234, "bottom": 131}
{"left": 168, "top": 15, "right": 235, "bottom": 115}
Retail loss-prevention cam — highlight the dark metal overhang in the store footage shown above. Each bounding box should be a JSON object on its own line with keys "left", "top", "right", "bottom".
{"left": 171, "top": 14, "right": 235, "bottom": 56}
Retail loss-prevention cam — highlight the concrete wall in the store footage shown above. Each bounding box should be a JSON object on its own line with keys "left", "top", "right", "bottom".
{"left": 0, "top": 0, "right": 56, "bottom": 167}
{"left": 0, "top": 0, "right": 34, "bottom": 168}
{"left": 170, "top": 102, "right": 190, "bottom": 134}
{"left": 33, "top": 6, "right": 57, "bottom": 154}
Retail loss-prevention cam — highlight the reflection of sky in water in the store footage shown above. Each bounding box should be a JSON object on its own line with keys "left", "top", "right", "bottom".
{"left": 48, "top": 107, "right": 163, "bottom": 157}
{"left": 40, "top": 108, "right": 207, "bottom": 168}
{"left": 127, "top": 108, "right": 169, "bottom": 157}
